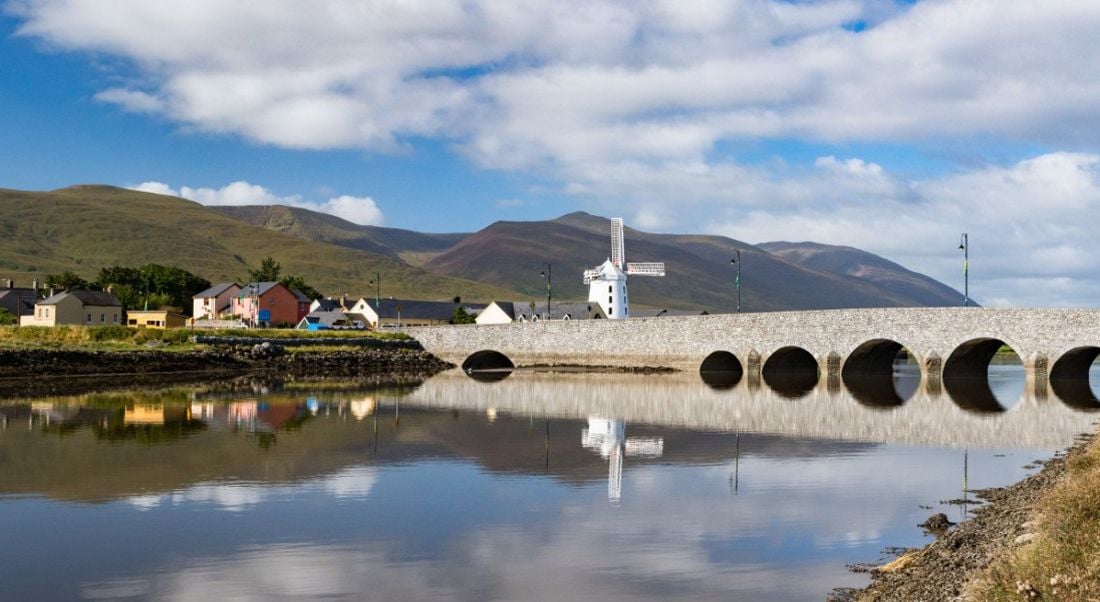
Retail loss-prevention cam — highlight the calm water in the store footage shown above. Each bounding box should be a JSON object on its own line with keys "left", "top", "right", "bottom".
{"left": 0, "top": 363, "right": 1097, "bottom": 601}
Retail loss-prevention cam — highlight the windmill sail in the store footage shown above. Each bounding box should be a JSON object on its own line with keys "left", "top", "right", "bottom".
{"left": 610, "top": 218, "right": 625, "bottom": 268}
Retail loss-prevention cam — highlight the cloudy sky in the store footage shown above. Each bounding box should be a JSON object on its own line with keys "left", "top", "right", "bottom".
{"left": 2, "top": 0, "right": 1099, "bottom": 306}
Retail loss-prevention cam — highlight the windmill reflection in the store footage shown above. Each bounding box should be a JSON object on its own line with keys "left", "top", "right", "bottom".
{"left": 581, "top": 417, "right": 663, "bottom": 503}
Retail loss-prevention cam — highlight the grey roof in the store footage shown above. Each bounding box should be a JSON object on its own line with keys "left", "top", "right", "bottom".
{"left": 239, "top": 282, "right": 310, "bottom": 303}
{"left": 193, "top": 282, "right": 240, "bottom": 299}
{"left": 371, "top": 298, "right": 487, "bottom": 321}
{"left": 313, "top": 298, "right": 343, "bottom": 312}
{"left": 0, "top": 288, "right": 37, "bottom": 315}
{"left": 513, "top": 301, "right": 604, "bottom": 320}
{"left": 39, "top": 289, "right": 121, "bottom": 307}
{"left": 631, "top": 309, "right": 710, "bottom": 318}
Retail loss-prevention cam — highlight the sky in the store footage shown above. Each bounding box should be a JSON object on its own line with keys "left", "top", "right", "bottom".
{"left": 1, "top": 0, "right": 1099, "bottom": 307}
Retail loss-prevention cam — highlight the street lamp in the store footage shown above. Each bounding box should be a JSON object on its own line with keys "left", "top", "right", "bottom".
{"left": 730, "top": 250, "right": 741, "bottom": 313}
{"left": 540, "top": 263, "right": 552, "bottom": 320}
{"left": 958, "top": 234, "right": 969, "bottom": 307}
{"left": 368, "top": 272, "right": 381, "bottom": 309}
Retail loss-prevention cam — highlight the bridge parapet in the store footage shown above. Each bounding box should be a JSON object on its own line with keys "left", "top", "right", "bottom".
{"left": 406, "top": 308, "right": 1100, "bottom": 388}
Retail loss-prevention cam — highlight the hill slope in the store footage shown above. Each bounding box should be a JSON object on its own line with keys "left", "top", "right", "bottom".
{"left": 0, "top": 186, "right": 518, "bottom": 301}
{"left": 422, "top": 212, "right": 963, "bottom": 311}
{"left": 213, "top": 205, "right": 464, "bottom": 266}
{"left": 757, "top": 241, "right": 964, "bottom": 307}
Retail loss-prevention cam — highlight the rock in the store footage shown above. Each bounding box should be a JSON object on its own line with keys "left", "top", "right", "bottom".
{"left": 1014, "top": 533, "right": 1036, "bottom": 545}
{"left": 919, "top": 513, "right": 955, "bottom": 532}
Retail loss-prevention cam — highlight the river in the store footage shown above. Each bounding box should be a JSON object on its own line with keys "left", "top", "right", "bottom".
{"left": 0, "top": 362, "right": 1096, "bottom": 600}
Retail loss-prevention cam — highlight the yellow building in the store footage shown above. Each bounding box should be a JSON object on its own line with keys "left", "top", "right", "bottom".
{"left": 20, "top": 290, "right": 122, "bottom": 327}
{"left": 126, "top": 309, "right": 188, "bottom": 329}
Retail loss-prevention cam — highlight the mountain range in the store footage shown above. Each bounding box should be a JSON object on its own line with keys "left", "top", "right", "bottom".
{"left": 0, "top": 185, "right": 965, "bottom": 312}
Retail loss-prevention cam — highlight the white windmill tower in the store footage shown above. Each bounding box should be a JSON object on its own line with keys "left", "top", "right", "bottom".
{"left": 583, "top": 218, "right": 665, "bottom": 319}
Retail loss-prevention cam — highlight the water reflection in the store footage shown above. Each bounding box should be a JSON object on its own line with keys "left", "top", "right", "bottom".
{"left": 0, "top": 373, "right": 1092, "bottom": 601}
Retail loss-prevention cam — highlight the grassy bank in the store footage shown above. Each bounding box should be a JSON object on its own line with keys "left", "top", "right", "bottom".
{"left": 969, "top": 436, "right": 1100, "bottom": 599}
{"left": 0, "top": 325, "right": 406, "bottom": 351}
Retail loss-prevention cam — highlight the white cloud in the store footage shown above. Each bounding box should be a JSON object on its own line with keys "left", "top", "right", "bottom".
{"left": 13, "top": 0, "right": 1100, "bottom": 305}
{"left": 129, "top": 181, "right": 384, "bottom": 225}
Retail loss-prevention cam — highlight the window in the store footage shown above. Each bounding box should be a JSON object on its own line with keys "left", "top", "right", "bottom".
{"left": 101, "top": 313, "right": 105, "bottom": 323}
{"left": 608, "top": 285, "right": 612, "bottom": 293}
{"left": 87, "top": 313, "right": 92, "bottom": 323}
{"left": 608, "top": 296, "right": 612, "bottom": 304}
{"left": 609, "top": 305, "right": 613, "bottom": 314}
{"left": 113, "top": 315, "right": 119, "bottom": 324}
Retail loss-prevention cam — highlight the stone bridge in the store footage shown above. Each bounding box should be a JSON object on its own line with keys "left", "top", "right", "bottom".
{"left": 406, "top": 308, "right": 1100, "bottom": 395}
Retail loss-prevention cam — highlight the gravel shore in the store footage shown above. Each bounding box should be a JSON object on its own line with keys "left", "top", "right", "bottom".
{"left": 842, "top": 433, "right": 1094, "bottom": 601}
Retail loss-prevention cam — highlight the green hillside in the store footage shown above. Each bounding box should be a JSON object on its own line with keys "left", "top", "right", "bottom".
{"left": 214, "top": 205, "right": 465, "bottom": 266}
{"left": 0, "top": 186, "right": 519, "bottom": 302}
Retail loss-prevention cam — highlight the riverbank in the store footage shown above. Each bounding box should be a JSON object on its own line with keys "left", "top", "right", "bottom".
{"left": 848, "top": 427, "right": 1099, "bottom": 600}
{"left": 0, "top": 345, "right": 452, "bottom": 398}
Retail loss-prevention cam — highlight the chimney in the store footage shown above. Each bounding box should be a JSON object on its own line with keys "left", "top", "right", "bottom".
{"left": 48, "top": 287, "right": 55, "bottom": 297}
{"left": 340, "top": 294, "right": 348, "bottom": 309}
{"left": 106, "top": 285, "right": 113, "bottom": 294}
{"left": 4, "top": 278, "right": 11, "bottom": 289}
{"left": 32, "top": 278, "right": 38, "bottom": 291}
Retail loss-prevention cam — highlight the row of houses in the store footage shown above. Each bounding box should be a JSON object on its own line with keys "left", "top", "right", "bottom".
{"left": 3, "top": 277, "right": 705, "bottom": 330}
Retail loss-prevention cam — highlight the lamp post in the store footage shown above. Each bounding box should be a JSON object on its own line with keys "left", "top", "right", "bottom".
{"left": 540, "top": 263, "right": 552, "bottom": 320}
{"left": 958, "top": 234, "right": 969, "bottom": 307}
{"left": 368, "top": 273, "right": 380, "bottom": 309}
{"left": 730, "top": 250, "right": 741, "bottom": 313}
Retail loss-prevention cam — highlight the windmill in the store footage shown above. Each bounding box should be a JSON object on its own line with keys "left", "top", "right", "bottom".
{"left": 583, "top": 218, "right": 665, "bottom": 319}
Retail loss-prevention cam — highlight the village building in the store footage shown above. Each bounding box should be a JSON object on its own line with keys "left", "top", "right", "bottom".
{"left": 20, "top": 290, "right": 122, "bottom": 327}
{"left": 126, "top": 309, "right": 188, "bottom": 329}
{"left": 228, "top": 282, "right": 310, "bottom": 327}
{"left": 0, "top": 279, "right": 37, "bottom": 319}
{"left": 350, "top": 298, "right": 486, "bottom": 329}
{"left": 192, "top": 283, "right": 242, "bottom": 320}
{"left": 296, "top": 309, "right": 357, "bottom": 331}
{"left": 475, "top": 301, "right": 516, "bottom": 325}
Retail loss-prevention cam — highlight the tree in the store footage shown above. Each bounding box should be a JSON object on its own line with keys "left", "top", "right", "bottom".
{"left": 249, "top": 256, "right": 281, "bottom": 282}
{"left": 45, "top": 271, "right": 90, "bottom": 291}
{"left": 0, "top": 308, "right": 16, "bottom": 325}
{"left": 96, "top": 264, "right": 211, "bottom": 312}
{"left": 452, "top": 306, "right": 475, "bottom": 324}
{"left": 280, "top": 275, "right": 322, "bottom": 300}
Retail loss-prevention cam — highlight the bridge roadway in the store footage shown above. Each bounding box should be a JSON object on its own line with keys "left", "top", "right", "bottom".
{"left": 407, "top": 308, "right": 1100, "bottom": 393}
{"left": 403, "top": 369, "right": 1099, "bottom": 450}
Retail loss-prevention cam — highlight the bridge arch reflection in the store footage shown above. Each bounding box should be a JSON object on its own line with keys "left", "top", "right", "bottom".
{"left": 699, "top": 351, "right": 743, "bottom": 390}
{"left": 841, "top": 339, "right": 918, "bottom": 409}
{"left": 462, "top": 350, "right": 515, "bottom": 377}
{"left": 1050, "top": 346, "right": 1100, "bottom": 409}
{"left": 762, "top": 346, "right": 818, "bottom": 399}
{"left": 943, "top": 338, "right": 1023, "bottom": 413}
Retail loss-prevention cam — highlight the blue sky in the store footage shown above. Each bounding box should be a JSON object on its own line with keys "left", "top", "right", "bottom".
{"left": 2, "top": 1, "right": 1100, "bottom": 306}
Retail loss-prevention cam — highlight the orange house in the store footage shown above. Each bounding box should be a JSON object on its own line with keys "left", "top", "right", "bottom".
{"left": 229, "top": 282, "right": 310, "bottom": 327}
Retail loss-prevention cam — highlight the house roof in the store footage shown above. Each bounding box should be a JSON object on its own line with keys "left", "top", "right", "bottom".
{"left": 513, "top": 301, "right": 604, "bottom": 320}
{"left": 486, "top": 301, "right": 516, "bottom": 319}
{"left": 193, "top": 282, "right": 240, "bottom": 299}
{"left": 238, "top": 282, "right": 310, "bottom": 303}
{"left": 313, "top": 298, "right": 343, "bottom": 312}
{"left": 372, "top": 298, "right": 487, "bottom": 321}
{"left": 39, "top": 289, "right": 121, "bottom": 307}
{"left": 0, "top": 288, "right": 37, "bottom": 315}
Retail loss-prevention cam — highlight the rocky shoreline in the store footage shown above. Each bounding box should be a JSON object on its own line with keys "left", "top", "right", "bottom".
{"left": 838, "top": 433, "right": 1093, "bottom": 601}
{"left": 0, "top": 346, "right": 453, "bottom": 397}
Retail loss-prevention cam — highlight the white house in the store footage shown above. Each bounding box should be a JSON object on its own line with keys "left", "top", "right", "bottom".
{"left": 475, "top": 301, "right": 516, "bottom": 325}
{"left": 192, "top": 283, "right": 241, "bottom": 320}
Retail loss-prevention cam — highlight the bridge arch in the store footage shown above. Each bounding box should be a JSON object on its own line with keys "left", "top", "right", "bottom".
{"left": 462, "top": 350, "right": 515, "bottom": 372}
{"left": 699, "top": 351, "right": 743, "bottom": 390}
{"left": 943, "top": 338, "right": 1024, "bottom": 414}
{"left": 763, "top": 346, "right": 819, "bottom": 399}
{"left": 1050, "top": 346, "right": 1100, "bottom": 409}
{"left": 841, "top": 339, "right": 917, "bottom": 408}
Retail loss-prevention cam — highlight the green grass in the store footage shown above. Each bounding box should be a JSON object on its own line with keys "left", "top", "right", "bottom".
{"left": 0, "top": 324, "right": 406, "bottom": 351}
{"left": 969, "top": 437, "right": 1100, "bottom": 600}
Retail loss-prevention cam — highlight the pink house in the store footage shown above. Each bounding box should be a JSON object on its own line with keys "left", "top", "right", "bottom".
{"left": 229, "top": 282, "right": 310, "bottom": 327}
